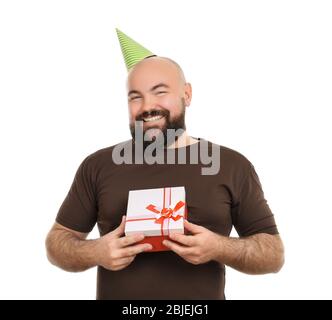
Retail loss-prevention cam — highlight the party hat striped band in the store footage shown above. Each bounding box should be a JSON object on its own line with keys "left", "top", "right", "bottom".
{"left": 116, "top": 28, "right": 155, "bottom": 71}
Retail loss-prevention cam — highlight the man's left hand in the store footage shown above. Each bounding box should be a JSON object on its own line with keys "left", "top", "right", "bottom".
{"left": 163, "top": 219, "right": 221, "bottom": 265}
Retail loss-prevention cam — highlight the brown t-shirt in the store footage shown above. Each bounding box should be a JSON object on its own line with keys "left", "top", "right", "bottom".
{"left": 56, "top": 138, "right": 278, "bottom": 300}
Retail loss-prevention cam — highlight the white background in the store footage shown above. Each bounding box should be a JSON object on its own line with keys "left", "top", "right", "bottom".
{"left": 0, "top": 0, "right": 331, "bottom": 300}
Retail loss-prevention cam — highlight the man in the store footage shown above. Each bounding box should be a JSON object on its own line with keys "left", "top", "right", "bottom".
{"left": 46, "top": 29, "right": 284, "bottom": 299}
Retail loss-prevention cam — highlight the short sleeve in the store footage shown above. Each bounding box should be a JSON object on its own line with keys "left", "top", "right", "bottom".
{"left": 56, "top": 156, "right": 98, "bottom": 233}
{"left": 231, "top": 162, "right": 278, "bottom": 237}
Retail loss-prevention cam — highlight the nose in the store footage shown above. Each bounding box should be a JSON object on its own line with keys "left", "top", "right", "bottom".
{"left": 139, "top": 95, "right": 157, "bottom": 115}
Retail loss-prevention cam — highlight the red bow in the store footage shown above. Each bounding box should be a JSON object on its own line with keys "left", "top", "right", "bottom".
{"left": 146, "top": 200, "right": 185, "bottom": 236}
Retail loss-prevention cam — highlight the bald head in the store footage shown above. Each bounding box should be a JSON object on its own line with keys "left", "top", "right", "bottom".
{"left": 127, "top": 56, "right": 187, "bottom": 89}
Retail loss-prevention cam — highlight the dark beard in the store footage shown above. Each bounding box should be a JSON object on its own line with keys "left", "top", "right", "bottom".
{"left": 130, "top": 99, "right": 186, "bottom": 150}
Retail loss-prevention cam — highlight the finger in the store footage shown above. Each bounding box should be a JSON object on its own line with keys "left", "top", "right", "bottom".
{"left": 111, "top": 215, "right": 126, "bottom": 237}
{"left": 118, "top": 233, "right": 145, "bottom": 247}
{"left": 184, "top": 219, "right": 204, "bottom": 234}
{"left": 121, "top": 243, "right": 153, "bottom": 257}
{"left": 168, "top": 233, "right": 196, "bottom": 247}
{"left": 114, "top": 255, "right": 136, "bottom": 267}
{"left": 163, "top": 239, "right": 191, "bottom": 256}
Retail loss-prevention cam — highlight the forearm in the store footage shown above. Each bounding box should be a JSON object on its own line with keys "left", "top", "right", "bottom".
{"left": 215, "top": 233, "right": 284, "bottom": 275}
{"left": 46, "top": 229, "right": 101, "bottom": 272}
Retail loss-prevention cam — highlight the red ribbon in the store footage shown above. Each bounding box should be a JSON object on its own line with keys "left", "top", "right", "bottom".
{"left": 146, "top": 188, "right": 185, "bottom": 236}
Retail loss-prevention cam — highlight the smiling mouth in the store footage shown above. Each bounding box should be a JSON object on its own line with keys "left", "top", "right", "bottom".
{"left": 142, "top": 115, "right": 165, "bottom": 122}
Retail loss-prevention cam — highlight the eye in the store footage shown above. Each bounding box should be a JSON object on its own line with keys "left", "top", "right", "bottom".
{"left": 156, "top": 91, "right": 167, "bottom": 95}
{"left": 130, "top": 96, "right": 141, "bottom": 101}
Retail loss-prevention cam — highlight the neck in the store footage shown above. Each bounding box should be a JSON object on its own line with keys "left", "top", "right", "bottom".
{"left": 166, "top": 131, "right": 199, "bottom": 149}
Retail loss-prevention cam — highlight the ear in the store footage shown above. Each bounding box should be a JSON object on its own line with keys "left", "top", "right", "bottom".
{"left": 183, "top": 83, "right": 192, "bottom": 107}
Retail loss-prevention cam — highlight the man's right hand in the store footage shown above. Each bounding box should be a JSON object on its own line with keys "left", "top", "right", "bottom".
{"left": 97, "top": 215, "right": 153, "bottom": 271}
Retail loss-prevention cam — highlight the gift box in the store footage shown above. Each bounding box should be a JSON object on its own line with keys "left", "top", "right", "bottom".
{"left": 125, "top": 186, "right": 187, "bottom": 252}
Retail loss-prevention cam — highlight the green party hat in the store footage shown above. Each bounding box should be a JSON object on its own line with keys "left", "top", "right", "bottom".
{"left": 116, "top": 28, "right": 155, "bottom": 71}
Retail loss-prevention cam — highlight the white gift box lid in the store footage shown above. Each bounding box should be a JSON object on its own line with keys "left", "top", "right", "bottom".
{"left": 125, "top": 186, "right": 186, "bottom": 236}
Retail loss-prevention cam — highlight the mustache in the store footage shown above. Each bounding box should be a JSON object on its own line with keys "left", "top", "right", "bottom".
{"left": 136, "top": 109, "right": 169, "bottom": 121}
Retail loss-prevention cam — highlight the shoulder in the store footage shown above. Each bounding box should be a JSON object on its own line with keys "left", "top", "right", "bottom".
{"left": 202, "top": 138, "right": 252, "bottom": 170}
{"left": 204, "top": 140, "right": 262, "bottom": 192}
{"left": 87, "top": 140, "right": 131, "bottom": 159}
{"left": 79, "top": 139, "right": 132, "bottom": 170}
{"left": 220, "top": 145, "right": 252, "bottom": 168}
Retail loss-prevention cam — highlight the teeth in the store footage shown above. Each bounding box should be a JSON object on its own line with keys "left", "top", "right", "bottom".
{"left": 143, "top": 115, "right": 164, "bottom": 122}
